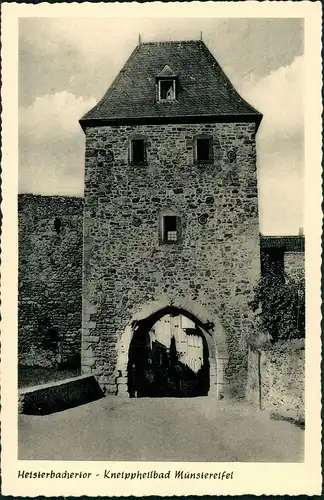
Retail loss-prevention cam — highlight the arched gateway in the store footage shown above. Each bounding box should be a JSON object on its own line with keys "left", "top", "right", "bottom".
{"left": 115, "top": 298, "right": 229, "bottom": 399}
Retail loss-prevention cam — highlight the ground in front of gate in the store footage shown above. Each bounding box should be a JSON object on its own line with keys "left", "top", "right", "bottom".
{"left": 18, "top": 396, "right": 304, "bottom": 462}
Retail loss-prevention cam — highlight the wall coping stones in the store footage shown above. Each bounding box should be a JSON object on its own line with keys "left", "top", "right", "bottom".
{"left": 19, "top": 375, "right": 104, "bottom": 415}
{"left": 18, "top": 373, "right": 94, "bottom": 395}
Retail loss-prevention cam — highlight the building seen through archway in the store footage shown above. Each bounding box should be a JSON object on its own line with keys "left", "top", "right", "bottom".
{"left": 127, "top": 312, "right": 210, "bottom": 398}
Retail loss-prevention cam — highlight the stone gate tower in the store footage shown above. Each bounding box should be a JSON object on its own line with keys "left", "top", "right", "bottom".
{"left": 80, "top": 40, "right": 262, "bottom": 399}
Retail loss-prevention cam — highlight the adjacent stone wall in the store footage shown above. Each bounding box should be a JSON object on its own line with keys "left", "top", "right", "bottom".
{"left": 18, "top": 194, "right": 83, "bottom": 368}
{"left": 18, "top": 375, "right": 104, "bottom": 415}
{"left": 83, "top": 121, "right": 261, "bottom": 397}
{"left": 246, "top": 339, "right": 305, "bottom": 420}
{"left": 284, "top": 252, "right": 305, "bottom": 280}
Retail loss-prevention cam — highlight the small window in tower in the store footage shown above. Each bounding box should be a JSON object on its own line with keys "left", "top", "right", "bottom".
{"left": 54, "top": 217, "right": 61, "bottom": 234}
{"left": 159, "top": 80, "right": 176, "bottom": 101}
{"left": 130, "top": 139, "right": 146, "bottom": 164}
{"left": 162, "top": 215, "right": 180, "bottom": 244}
{"left": 195, "top": 138, "right": 213, "bottom": 163}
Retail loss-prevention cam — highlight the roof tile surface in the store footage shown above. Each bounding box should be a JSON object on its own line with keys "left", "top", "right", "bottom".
{"left": 260, "top": 236, "right": 305, "bottom": 253}
{"left": 81, "top": 40, "right": 261, "bottom": 124}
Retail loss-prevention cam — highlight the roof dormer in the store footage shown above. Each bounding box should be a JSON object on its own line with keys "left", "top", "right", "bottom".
{"left": 156, "top": 65, "right": 177, "bottom": 102}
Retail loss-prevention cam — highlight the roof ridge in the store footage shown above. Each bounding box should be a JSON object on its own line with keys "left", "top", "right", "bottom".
{"left": 140, "top": 40, "right": 203, "bottom": 46}
{"left": 261, "top": 235, "right": 305, "bottom": 239}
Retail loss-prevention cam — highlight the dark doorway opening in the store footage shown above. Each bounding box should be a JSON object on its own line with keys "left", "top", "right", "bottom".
{"left": 127, "top": 307, "right": 210, "bottom": 398}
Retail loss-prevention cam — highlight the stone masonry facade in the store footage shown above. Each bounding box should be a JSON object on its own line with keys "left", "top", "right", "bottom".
{"left": 18, "top": 194, "right": 83, "bottom": 368}
{"left": 82, "top": 122, "right": 261, "bottom": 398}
{"left": 246, "top": 339, "right": 305, "bottom": 421}
{"left": 284, "top": 252, "right": 305, "bottom": 280}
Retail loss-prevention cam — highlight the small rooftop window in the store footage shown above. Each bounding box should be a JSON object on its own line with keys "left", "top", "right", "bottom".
{"left": 158, "top": 80, "right": 176, "bottom": 101}
{"left": 156, "top": 65, "right": 177, "bottom": 103}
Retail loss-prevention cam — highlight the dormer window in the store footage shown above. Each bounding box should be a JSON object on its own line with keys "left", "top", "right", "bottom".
{"left": 156, "top": 65, "right": 177, "bottom": 102}
{"left": 158, "top": 80, "right": 176, "bottom": 101}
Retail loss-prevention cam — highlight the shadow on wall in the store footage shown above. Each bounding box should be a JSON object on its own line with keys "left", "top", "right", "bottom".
{"left": 18, "top": 313, "right": 81, "bottom": 388}
{"left": 18, "top": 194, "right": 83, "bottom": 374}
{"left": 18, "top": 365, "right": 81, "bottom": 389}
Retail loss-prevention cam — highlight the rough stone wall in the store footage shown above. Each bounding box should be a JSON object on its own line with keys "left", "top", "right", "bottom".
{"left": 284, "top": 252, "right": 305, "bottom": 280}
{"left": 18, "top": 194, "right": 83, "bottom": 368}
{"left": 246, "top": 339, "right": 305, "bottom": 420}
{"left": 246, "top": 348, "right": 261, "bottom": 408}
{"left": 83, "top": 121, "right": 261, "bottom": 397}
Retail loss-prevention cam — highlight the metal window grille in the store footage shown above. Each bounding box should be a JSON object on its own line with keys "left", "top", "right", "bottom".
{"left": 167, "top": 230, "right": 177, "bottom": 241}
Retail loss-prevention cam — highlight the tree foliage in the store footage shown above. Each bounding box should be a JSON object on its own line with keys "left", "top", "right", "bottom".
{"left": 249, "top": 270, "right": 305, "bottom": 346}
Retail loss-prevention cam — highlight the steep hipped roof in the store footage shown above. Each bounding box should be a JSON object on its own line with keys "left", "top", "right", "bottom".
{"left": 80, "top": 40, "right": 262, "bottom": 128}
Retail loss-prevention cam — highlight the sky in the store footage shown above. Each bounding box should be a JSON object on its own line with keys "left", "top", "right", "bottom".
{"left": 19, "top": 18, "right": 304, "bottom": 235}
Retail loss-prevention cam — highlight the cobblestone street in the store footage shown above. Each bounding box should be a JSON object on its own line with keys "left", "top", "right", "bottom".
{"left": 19, "top": 396, "right": 304, "bottom": 462}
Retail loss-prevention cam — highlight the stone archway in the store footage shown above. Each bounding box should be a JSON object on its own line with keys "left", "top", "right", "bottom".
{"left": 115, "top": 297, "right": 229, "bottom": 399}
